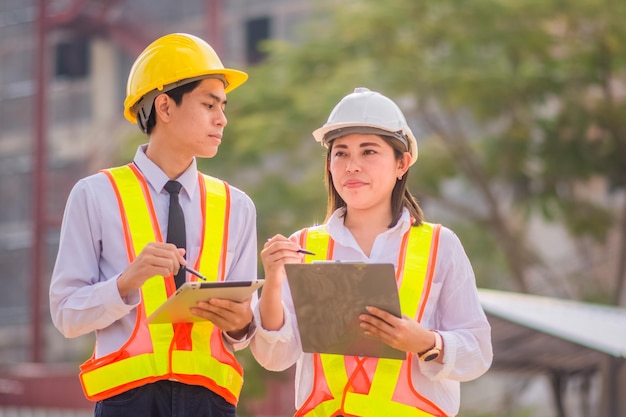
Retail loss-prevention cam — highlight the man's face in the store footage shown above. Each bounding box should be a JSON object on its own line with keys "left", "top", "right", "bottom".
{"left": 166, "top": 78, "right": 228, "bottom": 159}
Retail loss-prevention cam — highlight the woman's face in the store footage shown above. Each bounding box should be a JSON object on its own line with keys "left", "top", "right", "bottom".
{"left": 328, "top": 133, "right": 408, "bottom": 213}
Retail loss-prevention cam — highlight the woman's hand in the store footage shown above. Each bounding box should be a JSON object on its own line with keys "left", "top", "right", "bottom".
{"left": 260, "top": 235, "right": 305, "bottom": 290}
{"left": 359, "top": 306, "right": 436, "bottom": 355}
{"left": 258, "top": 235, "right": 305, "bottom": 331}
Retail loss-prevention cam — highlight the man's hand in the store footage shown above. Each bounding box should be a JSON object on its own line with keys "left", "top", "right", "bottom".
{"left": 117, "top": 242, "right": 186, "bottom": 298}
{"left": 190, "top": 297, "right": 254, "bottom": 339}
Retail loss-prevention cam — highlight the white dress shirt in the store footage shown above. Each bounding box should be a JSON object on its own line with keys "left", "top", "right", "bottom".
{"left": 251, "top": 208, "right": 492, "bottom": 416}
{"left": 49, "top": 144, "right": 258, "bottom": 358}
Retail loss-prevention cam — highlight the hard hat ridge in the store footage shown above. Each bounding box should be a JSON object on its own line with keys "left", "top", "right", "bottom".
{"left": 312, "top": 87, "right": 418, "bottom": 165}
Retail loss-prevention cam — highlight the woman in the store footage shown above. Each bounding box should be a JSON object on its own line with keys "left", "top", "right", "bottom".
{"left": 251, "top": 87, "right": 492, "bottom": 417}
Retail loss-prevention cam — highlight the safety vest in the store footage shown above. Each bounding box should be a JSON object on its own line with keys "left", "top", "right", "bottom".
{"left": 78, "top": 163, "right": 243, "bottom": 404}
{"left": 294, "top": 223, "right": 449, "bottom": 417}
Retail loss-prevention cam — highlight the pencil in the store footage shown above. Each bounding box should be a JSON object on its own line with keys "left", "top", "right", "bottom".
{"left": 297, "top": 249, "right": 316, "bottom": 256}
{"left": 183, "top": 265, "right": 207, "bottom": 281}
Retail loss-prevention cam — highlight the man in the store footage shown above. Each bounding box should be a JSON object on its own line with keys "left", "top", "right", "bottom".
{"left": 49, "top": 33, "right": 257, "bottom": 417}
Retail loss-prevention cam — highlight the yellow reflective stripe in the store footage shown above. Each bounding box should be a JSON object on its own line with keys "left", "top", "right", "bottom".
{"left": 107, "top": 166, "right": 155, "bottom": 257}
{"left": 172, "top": 349, "right": 243, "bottom": 393}
{"left": 367, "top": 358, "right": 402, "bottom": 401}
{"left": 182, "top": 178, "right": 242, "bottom": 395}
{"left": 190, "top": 321, "right": 213, "bottom": 351}
{"left": 171, "top": 176, "right": 240, "bottom": 395}
{"left": 400, "top": 223, "right": 434, "bottom": 316}
{"left": 106, "top": 166, "right": 169, "bottom": 316}
{"left": 303, "top": 225, "right": 330, "bottom": 263}
{"left": 186, "top": 321, "right": 235, "bottom": 390}
{"left": 199, "top": 175, "right": 226, "bottom": 281}
{"left": 367, "top": 224, "right": 434, "bottom": 400}
{"left": 106, "top": 165, "right": 174, "bottom": 340}
{"left": 345, "top": 392, "right": 436, "bottom": 416}
{"left": 320, "top": 354, "right": 348, "bottom": 400}
{"left": 185, "top": 315, "right": 215, "bottom": 364}
{"left": 82, "top": 351, "right": 170, "bottom": 397}
{"left": 301, "top": 400, "right": 341, "bottom": 417}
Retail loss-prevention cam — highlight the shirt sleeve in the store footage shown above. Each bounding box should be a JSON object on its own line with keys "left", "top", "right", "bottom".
{"left": 49, "top": 176, "right": 140, "bottom": 339}
{"left": 221, "top": 189, "right": 260, "bottom": 352}
{"left": 250, "top": 287, "right": 302, "bottom": 371}
{"left": 249, "top": 230, "right": 303, "bottom": 372}
{"left": 416, "top": 227, "right": 493, "bottom": 381}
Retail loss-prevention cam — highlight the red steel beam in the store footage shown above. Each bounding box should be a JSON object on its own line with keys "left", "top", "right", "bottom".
{"left": 207, "top": 0, "right": 222, "bottom": 54}
{"left": 32, "top": 0, "right": 48, "bottom": 363}
{"left": 44, "top": 0, "right": 88, "bottom": 28}
{"left": 30, "top": 0, "right": 157, "bottom": 364}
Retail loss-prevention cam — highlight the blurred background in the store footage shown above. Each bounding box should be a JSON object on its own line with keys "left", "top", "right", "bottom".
{"left": 1, "top": 0, "right": 626, "bottom": 416}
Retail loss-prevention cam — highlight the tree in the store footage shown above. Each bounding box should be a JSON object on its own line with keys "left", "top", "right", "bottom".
{"left": 208, "top": 0, "right": 626, "bottom": 304}
{"left": 111, "top": 2, "right": 626, "bottom": 414}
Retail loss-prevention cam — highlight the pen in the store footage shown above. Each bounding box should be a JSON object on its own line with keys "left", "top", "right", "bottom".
{"left": 183, "top": 265, "right": 207, "bottom": 281}
{"left": 297, "top": 249, "right": 316, "bottom": 256}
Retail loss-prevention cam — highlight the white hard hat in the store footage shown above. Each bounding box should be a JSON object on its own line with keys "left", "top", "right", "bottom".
{"left": 313, "top": 87, "right": 418, "bottom": 165}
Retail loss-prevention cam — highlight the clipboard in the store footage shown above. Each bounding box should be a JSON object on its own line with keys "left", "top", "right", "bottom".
{"left": 285, "top": 263, "right": 405, "bottom": 360}
{"left": 146, "top": 280, "right": 264, "bottom": 324}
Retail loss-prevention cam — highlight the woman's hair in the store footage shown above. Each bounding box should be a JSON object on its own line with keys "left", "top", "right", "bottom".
{"left": 324, "top": 134, "right": 424, "bottom": 228}
{"left": 144, "top": 80, "right": 201, "bottom": 134}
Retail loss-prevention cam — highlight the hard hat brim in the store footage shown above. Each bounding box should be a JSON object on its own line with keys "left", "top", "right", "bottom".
{"left": 123, "top": 68, "right": 248, "bottom": 124}
{"left": 313, "top": 122, "right": 418, "bottom": 166}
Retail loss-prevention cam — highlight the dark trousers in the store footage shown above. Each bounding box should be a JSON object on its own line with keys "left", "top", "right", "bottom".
{"left": 94, "top": 380, "right": 236, "bottom": 417}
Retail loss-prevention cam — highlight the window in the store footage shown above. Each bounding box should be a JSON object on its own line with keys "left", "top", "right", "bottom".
{"left": 245, "top": 16, "right": 271, "bottom": 65}
{"left": 55, "top": 38, "right": 90, "bottom": 80}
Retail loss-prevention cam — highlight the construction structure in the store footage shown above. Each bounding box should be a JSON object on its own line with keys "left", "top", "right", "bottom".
{"left": 0, "top": 0, "right": 309, "bottom": 415}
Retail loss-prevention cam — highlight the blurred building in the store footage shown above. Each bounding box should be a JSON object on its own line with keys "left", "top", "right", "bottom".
{"left": 2, "top": 1, "right": 625, "bottom": 417}
{"left": 0, "top": 0, "right": 309, "bottom": 414}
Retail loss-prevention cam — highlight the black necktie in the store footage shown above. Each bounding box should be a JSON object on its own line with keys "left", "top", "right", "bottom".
{"left": 164, "top": 180, "right": 186, "bottom": 288}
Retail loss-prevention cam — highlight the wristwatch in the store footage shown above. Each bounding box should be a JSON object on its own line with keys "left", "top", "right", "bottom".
{"left": 418, "top": 331, "right": 442, "bottom": 362}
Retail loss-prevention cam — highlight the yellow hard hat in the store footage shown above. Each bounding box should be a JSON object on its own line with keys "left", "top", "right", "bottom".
{"left": 123, "top": 33, "right": 248, "bottom": 127}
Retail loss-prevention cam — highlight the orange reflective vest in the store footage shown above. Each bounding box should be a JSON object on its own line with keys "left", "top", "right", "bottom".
{"left": 294, "top": 222, "right": 448, "bottom": 417}
{"left": 78, "top": 164, "right": 243, "bottom": 404}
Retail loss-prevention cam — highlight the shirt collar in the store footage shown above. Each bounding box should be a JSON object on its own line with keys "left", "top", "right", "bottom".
{"left": 132, "top": 144, "right": 199, "bottom": 199}
{"left": 325, "top": 207, "right": 413, "bottom": 246}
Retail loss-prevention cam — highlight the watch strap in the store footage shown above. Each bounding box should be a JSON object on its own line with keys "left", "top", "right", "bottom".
{"left": 418, "top": 331, "right": 442, "bottom": 362}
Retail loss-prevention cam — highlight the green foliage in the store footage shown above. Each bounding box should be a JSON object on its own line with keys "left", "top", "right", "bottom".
{"left": 446, "top": 220, "right": 511, "bottom": 290}
{"left": 409, "top": 139, "right": 459, "bottom": 196}
{"left": 116, "top": 0, "right": 626, "bottom": 296}
{"left": 219, "top": 0, "right": 626, "bottom": 296}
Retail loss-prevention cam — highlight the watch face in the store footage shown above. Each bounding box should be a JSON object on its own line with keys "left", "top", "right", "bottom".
{"left": 423, "top": 350, "right": 440, "bottom": 362}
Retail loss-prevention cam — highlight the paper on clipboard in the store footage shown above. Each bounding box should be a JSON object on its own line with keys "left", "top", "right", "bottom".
{"left": 285, "top": 263, "right": 405, "bottom": 360}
